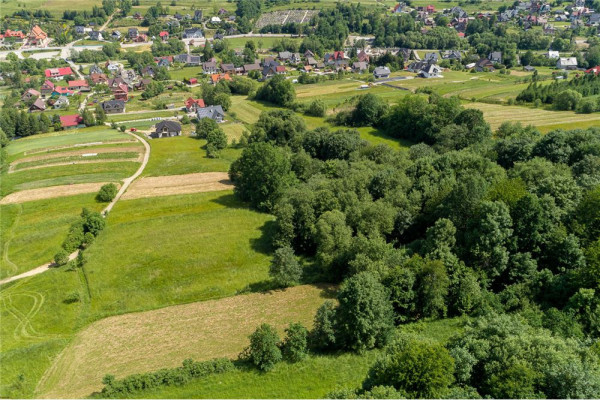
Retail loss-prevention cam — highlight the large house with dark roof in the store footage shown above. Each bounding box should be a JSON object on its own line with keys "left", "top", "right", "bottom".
{"left": 151, "top": 120, "right": 182, "bottom": 138}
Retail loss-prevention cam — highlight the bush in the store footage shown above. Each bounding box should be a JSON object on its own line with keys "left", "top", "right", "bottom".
{"left": 305, "top": 99, "right": 326, "bottom": 117}
{"left": 309, "top": 300, "right": 337, "bottom": 351}
{"left": 577, "top": 97, "right": 598, "bottom": 114}
{"left": 63, "top": 291, "right": 81, "bottom": 304}
{"left": 54, "top": 249, "right": 70, "bottom": 266}
{"left": 244, "top": 323, "right": 282, "bottom": 371}
{"left": 96, "top": 183, "right": 118, "bottom": 202}
{"left": 269, "top": 246, "right": 302, "bottom": 287}
{"left": 554, "top": 89, "right": 582, "bottom": 111}
{"left": 281, "top": 322, "right": 309, "bottom": 362}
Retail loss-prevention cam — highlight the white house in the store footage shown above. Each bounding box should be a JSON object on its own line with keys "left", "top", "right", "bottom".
{"left": 556, "top": 57, "right": 578, "bottom": 69}
{"left": 210, "top": 16, "right": 222, "bottom": 23}
{"left": 546, "top": 50, "right": 560, "bottom": 59}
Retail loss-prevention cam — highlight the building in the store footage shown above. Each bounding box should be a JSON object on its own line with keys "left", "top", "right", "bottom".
{"left": 29, "top": 98, "right": 46, "bottom": 112}
{"left": 40, "top": 80, "right": 55, "bottom": 96}
{"left": 585, "top": 66, "right": 600, "bottom": 75}
{"left": 45, "top": 67, "right": 73, "bottom": 79}
{"left": 151, "top": 120, "right": 182, "bottom": 138}
{"left": 60, "top": 114, "right": 84, "bottom": 129}
{"left": 113, "top": 83, "right": 129, "bottom": 101}
{"left": 52, "top": 96, "right": 69, "bottom": 109}
{"left": 352, "top": 61, "right": 368, "bottom": 73}
{"left": 21, "top": 88, "right": 40, "bottom": 101}
{"left": 419, "top": 63, "right": 442, "bottom": 78}
{"left": 546, "top": 50, "right": 560, "bottom": 59}
{"left": 475, "top": 58, "right": 494, "bottom": 72}
{"left": 373, "top": 66, "right": 391, "bottom": 78}
{"left": 244, "top": 63, "right": 261, "bottom": 74}
{"left": 196, "top": 105, "right": 225, "bottom": 122}
{"left": 175, "top": 54, "right": 202, "bottom": 66}
{"left": 68, "top": 80, "right": 90, "bottom": 91}
{"left": 357, "top": 50, "right": 370, "bottom": 63}
{"left": 442, "top": 50, "right": 462, "bottom": 60}
{"left": 488, "top": 51, "right": 502, "bottom": 63}
{"left": 90, "top": 73, "right": 108, "bottom": 85}
{"left": 211, "top": 73, "right": 232, "bottom": 84}
{"left": 128, "top": 28, "right": 139, "bottom": 39}
{"left": 89, "top": 30, "right": 104, "bottom": 41}
{"left": 52, "top": 86, "right": 75, "bottom": 96}
{"left": 101, "top": 100, "right": 126, "bottom": 114}
{"left": 194, "top": 10, "right": 203, "bottom": 22}
{"left": 183, "top": 28, "right": 204, "bottom": 39}
{"left": 221, "top": 63, "right": 235, "bottom": 75}
{"left": 159, "top": 31, "right": 169, "bottom": 41}
{"left": 556, "top": 57, "right": 578, "bottom": 69}
{"left": 111, "top": 30, "right": 122, "bottom": 40}
{"left": 203, "top": 60, "right": 219, "bottom": 73}
{"left": 28, "top": 25, "right": 48, "bottom": 46}
{"left": 90, "top": 64, "right": 103, "bottom": 74}
{"left": 185, "top": 97, "right": 206, "bottom": 112}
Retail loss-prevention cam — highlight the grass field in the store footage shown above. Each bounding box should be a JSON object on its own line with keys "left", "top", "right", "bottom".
{"left": 0, "top": 193, "right": 103, "bottom": 279}
{"left": 37, "top": 284, "right": 334, "bottom": 398}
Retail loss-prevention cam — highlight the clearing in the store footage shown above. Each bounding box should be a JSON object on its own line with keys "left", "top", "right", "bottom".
{"left": 37, "top": 284, "right": 334, "bottom": 398}
{"left": 121, "top": 172, "right": 232, "bottom": 200}
{"left": 0, "top": 183, "right": 115, "bottom": 205}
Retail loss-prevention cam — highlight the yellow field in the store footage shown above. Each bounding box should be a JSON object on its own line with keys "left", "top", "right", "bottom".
{"left": 37, "top": 284, "right": 334, "bottom": 399}
{"left": 465, "top": 103, "right": 600, "bottom": 132}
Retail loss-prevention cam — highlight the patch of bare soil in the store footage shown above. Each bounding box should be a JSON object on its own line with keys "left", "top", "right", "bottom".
{"left": 12, "top": 146, "right": 143, "bottom": 167}
{"left": 0, "top": 182, "right": 120, "bottom": 205}
{"left": 121, "top": 172, "right": 233, "bottom": 200}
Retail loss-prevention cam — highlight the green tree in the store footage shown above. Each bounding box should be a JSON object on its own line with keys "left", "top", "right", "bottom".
{"left": 269, "top": 246, "right": 302, "bottom": 287}
{"left": 255, "top": 75, "right": 296, "bottom": 107}
{"left": 245, "top": 324, "right": 282, "bottom": 372}
{"left": 280, "top": 322, "right": 309, "bottom": 362}
{"left": 351, "top": 94, "right": 388, "bottom": 127}
{"left": 554, "top": 89, "right": 582, "bottom": 111}
{"left": 335, "top": 272, "right": 394, "bottom": 351}
{"left": 96, "top": 183, "right": 118, "bottom": 202}
{"left": 309, "top": 300, "right": 337, "bottom": 351}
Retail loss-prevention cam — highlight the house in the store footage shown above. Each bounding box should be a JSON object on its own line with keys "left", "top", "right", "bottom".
{"left": 134, "top": 34, "right": 148, "bottom": 43}
{"left": 45, "top": 67, "right": 73, "bottom": 79}
{"left": 113, "top": 83, "right": 129, "bottom": 101}
{"left": 546, "top": 50, "right": 560, "bottom": 59}
{"left": 52, "top": 96, "right": 69, "bottom": 109}
{"left": 151, "top": 121, "right": 182, "bottom": 138}
{"left": 133, "top": 12, "right": 142, "bottom": 20}
{"left": 185, "top": 77, "right": 198, "bottom": 85}
{"left": 111, "top": 30, "right": 122, "bottom": 40}
{"left": 89, "top": 30, "right": 103, "bottom": 41}
{"left": 175, "top": 54, "right": 202, "bottom": 66}
{"left": 101, "top": 100, "right": 126, "bottom": 114}
{"left": 488, "top": 51, "right": 502, "bottom": 63}
{"left": 373, "top": 66, "right": 391, "bottom": 78}
{"left": 324, "top": 51, "right": 345, "bottom": 64}
{"left": 106, "top": 62, "right": 120, "bottom": 73}
{"left": 21, "top": 88, "right": 40, "bottom": 101}
{"left": 194, "top": 10, "right": 203, "bottom": 22}
{"left": 128, "top": 28, "right": 139, "bottom": 39}
{"left": 426, "top": 5, "right": 435, "bottom": 13}
{"left": 74, "top": 26, "right": 86, "bottom": 35}
{"left": 475, "top": 58, "right": 494, "bottom": 72}
{"left": 196, "top": 105, "right": 225, "bottom": 122}
{"left": 183, "top": 28, "right": 204, "bottom": 39}
{"left": 221, "top": 63, "right": 235, "bottom": 75}
{"left": 203, "top": 60, "right": 219, "bottom": 74}
{"left": 424, "top": 52, "right": 439, "bottom": 63}
{"left": 28, "top": 25, "right": 48, "bottom": 46}
{"left": 29, "top": 98, "right": 46, "bottom": 112}
{"left": 159, "top": 31, "right": 169, "bottom": 41}
{"left": 108, "top": 77, "right": 126, "bottom": 89}
{"left": 211, "top": 73, "right": 232, "bottom": 84}
{"left": 185, "top": 97, "right": 206, "bottom": 112}
{"left": 134, "top": 78, "right": 152, "bottom": 91}
{"left": 393, "top": 2, "right": 407, "bottom": 13}
{"left": 543, "top": 24, "right": 556, "bottom": 34}
{"left": 557, "top": 57, "right": 578, "bottom": 69}
{"left": 305, "top": 56, "right": 318, "bottom": 67}
{"left": 585, "top": 66, "right": 600, "bottom": 75}
{"left": 89, "top": 64, "right": 103, "bottom": 75}
{"left": 214, "top": 32, "right": 224, "bottom": 40}
{"left": 60, "top": 114, "right": 84, "bottom": 129}
{"left": 304, "top": 49, "right": 315, "bottom": 58}
{"left": 90, "top": 73, "right": 109, "bottom": 84}
{"left": 442, "top": 50, "right": 462, "bottom": 60}
{"left": 174, "top": 12, "right": 183, "bottom": 20}
{"left": 142, "top": 65, "right": 156, "bottom": 77}
{"left": 590, "top": 13, "right": 600, "bottom": 26}
{"left": 524, "top": 65, "right": 536, "bottom": 72}
{"left": 68, "top": 80, "right": 90, "bottom": 91}
{"left": 244, "top": 63, "right": 261, "bottom": 74}
{"left": 52, "top": 86, "right": 74, "bottom": 96}
{"left": 40, "top": 80, "right": 54, "bottom": 96}
{"left": 211, "top": 16, "right": 222, "bottom": 23}
{"left": 357, "top": 50, "right": 370, "bottom": 63}
{"left": 352, "top": 61, "right": 368, "bottom": 73}
{"left": 419, "top": 63, "right": 442, "bottom": 78}
{"left": 278, "top": 51, "right": 292, "bottom": 62}
{"left": 399, "top": 48, "right": 412, "bottom": 62}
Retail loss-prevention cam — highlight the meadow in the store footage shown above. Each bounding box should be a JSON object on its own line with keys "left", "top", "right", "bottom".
{"left": 0, "top": 193, "right": 103, "bottom": 279}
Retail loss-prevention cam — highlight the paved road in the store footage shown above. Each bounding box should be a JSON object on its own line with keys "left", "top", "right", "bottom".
{"left": 0, "top": 130, "right": 151, "bottom": 286}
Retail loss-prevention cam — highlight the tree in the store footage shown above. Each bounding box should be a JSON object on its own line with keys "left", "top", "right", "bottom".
{"left": 205, "top": 124, "right": 227, "bottom": 150}
{"left": 335, "top": 272, "right": 394, "bottom": 351}
{"left": 416, "top": 258, "right": 450, "bottom": 319}
{"left": 229, "top": 142, "right": 296, "bottom": 212}
{"left": 306, "top": 99, "right": 326, "bottom": 117}
{"left": 280, "top": 322, "right": 308, "bottom": 362}
{"left": 82, "top": 109, "right": 96, "bottom": 127}
{"left": 54, "top": 249, "right": 70, "bottom": 266}
{"left": 309, "top": 300, "right": 337, "bottom": 351}
{"left": 269, "top": 246, "right": 302, "bottom": 287}
{"left": 255, "top": 75, "right": 296, "bottom": 107}
{"left": 554, "top": 89, "right": 582, "bottom": 111}
{"left": 96, "top": 183, "right": 118, "bottom": 202}
{"left": 245, "top": 324, "right": 282, "bottom": 372}
{"left": 315, "top": 210, "right": 353, "bottom": 279}
{"left": 363, "top": 335, "right": 455, "bottom": 398}
{"left": 351, "top": 94, "right": 388, "bottom": 127}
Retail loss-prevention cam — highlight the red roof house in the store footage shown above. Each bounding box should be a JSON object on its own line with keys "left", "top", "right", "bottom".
{"left": 4, "top": 29, "right": 25, "bottom": 40}
{"left": 426, "top": 5, "right": 435, "bottom": 13}
{"left": 68, "top": 79, "right": 90, "bottom": 90}
{"left": 41, "top": 80, "right": 55, "bottom": 96}
{"left": 159, "top": 31, "right": 169, "bottom": 41}
{"left": 113, "top": 83, "right": 129, "bottom": 101}
{"left": 52, "top": 86, "right": 75, "bottom": 96}
{"left": 211, "top": 73, "right": 232, "bottom": 84}
{"left": 60, "top": 114, "right": 83, "bottom": 129}
{"left": 585, "top": 66, "right": 600, "bottom": 75}
{"left": 28, "top": 25, "right": 48, "bottom": 45}
{"left": 45, "top": 67, "right": 73, "bottom": 79}
{"left": 185, "top": 97, "right": 206, "bottom": 112}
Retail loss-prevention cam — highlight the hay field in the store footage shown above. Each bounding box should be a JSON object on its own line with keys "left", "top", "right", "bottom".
{"left": 121, "top": 172, "right": 232, "bottom": 200}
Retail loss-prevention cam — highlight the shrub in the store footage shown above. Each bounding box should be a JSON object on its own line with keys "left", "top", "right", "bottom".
{"left": 244, "top": 323, "right": 282, "bottom": 371}
{"left": 577, "top": 97, "right": 597, "bottom": 114}
{"left": 96, "top": 183, "right": 118, "bottom": 202}
{"left": 119, "top": 125, "right": 126, "bottom": 132}
{"left": 305, "top": 99, "right": 326, "bottom": 117}
{"left": 554, "top": 89, "right": 582, "bottom": 111}
{"left": 64, "top": 291, "right": 81, "bottom": 304}
{"left": 62, "top": 220, "right": 85, "bottom": 252}
{"left": 309, "top": 300, "right": 337, "bottom": 351}
{"left": 54, "top": 249, "right": 70, "bottom": 266}
{"left": 281, "top": 322, "right": 309, "bottom": 362}
{"left": 269, "top": 246, "right": 302, "bottom": 287}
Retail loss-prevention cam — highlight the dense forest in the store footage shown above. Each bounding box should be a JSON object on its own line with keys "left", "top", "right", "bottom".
{"left": 228, "top": 93, "right": 600, "bottom": 398}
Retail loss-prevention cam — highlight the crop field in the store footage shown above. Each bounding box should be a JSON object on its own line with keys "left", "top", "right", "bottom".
{"left": 0, "top": 193, "right": 103, "bottom": 279}
{"left": 37, "top": 284, "right": 333, "bottom": 398}
{"left": 465, "top": 102, "right": 600, "bottom": 132}
{"left": 224, "top": 37, "right": 303, "bottom": 51}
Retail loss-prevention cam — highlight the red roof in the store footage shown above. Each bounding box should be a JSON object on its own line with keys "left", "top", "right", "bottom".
{"left": 185, "top": 97, "right": 205, "bottom": 109}
{"left": 333, "top": 51, "right": 344, "bottom": 60}
{"left": 117, "top": 83, "right": 129, "bottom": 93}
{"left": 53, "top": 86, "right": 74, "bottom": 95}
{"left": 159, "top": 31, "right": 169, "bottom": 37}
{"left": 68, "top": 79, "right": 89, "bottom": 87}
{"left": 5, "top": 29, "right": 25, "bottom": 39}
{"left": 42, "top": 80, "right": 55, "bottom": 89}
{"left": 60, "top": 114, "right": 83, "bottom": 127}
{"left": 45, "top": 67, "right": 73, "bottom": 77}
{"left": 275, "top": 66, "right": 286, "bottom": 72}
{"left": 585, "top": 66, "right": 600, "bottom": 75}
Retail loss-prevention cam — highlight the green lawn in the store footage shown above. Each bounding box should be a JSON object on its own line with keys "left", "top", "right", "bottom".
{"left": 1, "top": 162, "right": 139, "bottom": 196}
{"left": 143, "top": 135, "right": 242, "bottom": 177}
{"left": 12, "top": 152, "right": 140, "bottom": 171}
{"left": 0, "top": 193, "right": 104, "bottom": 279}
{"left": 83, "top": 190, "right": 274, "bottom": 319}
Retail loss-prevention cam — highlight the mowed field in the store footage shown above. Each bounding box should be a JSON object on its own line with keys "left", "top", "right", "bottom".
{"left": 37, "top": 285, "right": 334, "bottom": 398}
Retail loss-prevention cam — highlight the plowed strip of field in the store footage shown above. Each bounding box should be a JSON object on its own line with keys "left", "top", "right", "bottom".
{"left": 37, "top": 284, "right": 334, "bottom": 398}
{"left": 25, "top": 139, "right": 137, "bottom": 155}
{"left": 121, "top": 172, "right": 233, "bottom": 200}
{"left": 12, "top": 146, "right": 143, "bottom": 167}
{"left": 0, "top": 182, "right": 119, "bottom": 205}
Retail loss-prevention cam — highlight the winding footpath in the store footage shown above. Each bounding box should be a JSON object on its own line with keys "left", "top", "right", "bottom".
{"left": 0, "top": 131, "right": 150, "bottom": 286}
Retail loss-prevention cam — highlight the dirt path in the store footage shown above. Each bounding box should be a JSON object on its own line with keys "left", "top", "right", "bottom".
{"left": 0, "top": 183, "right": 118, "bottom": 205}
{"left": 121, "top": 172, "right": 232, "bottom": 200}
{"left": 0, "top": 131, "right": 150, "bottom": 286}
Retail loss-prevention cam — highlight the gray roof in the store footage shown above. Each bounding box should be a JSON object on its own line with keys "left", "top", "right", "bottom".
{"left": 155, "top": 120, "right": 182, "bottom": 132}
{"left": 196, "top": 105, "right": 224, "bottom": 120}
